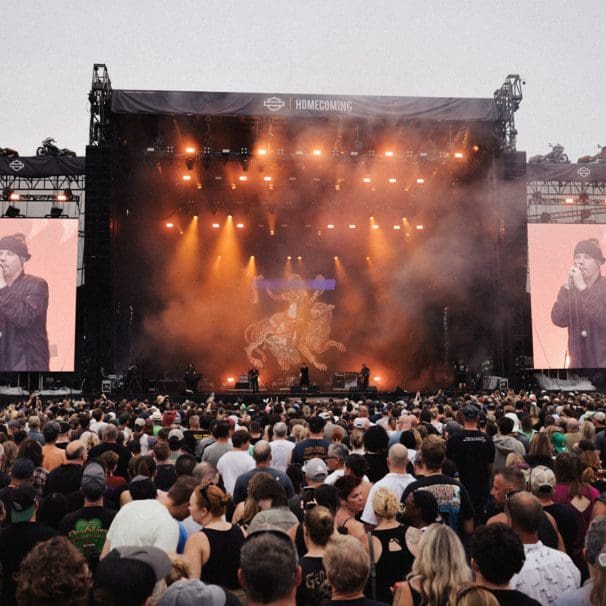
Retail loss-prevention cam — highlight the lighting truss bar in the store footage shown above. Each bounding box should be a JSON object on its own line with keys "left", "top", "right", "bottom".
{"left": 494, "top": 74, "right": 523, "bottom": 151}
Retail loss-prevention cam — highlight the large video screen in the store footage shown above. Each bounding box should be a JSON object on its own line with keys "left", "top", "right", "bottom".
{"left": 0, "top": 218, "right": 78, "bottom": 372}
{"left": 529, "top": 223, "right": 606, "bottom": 369}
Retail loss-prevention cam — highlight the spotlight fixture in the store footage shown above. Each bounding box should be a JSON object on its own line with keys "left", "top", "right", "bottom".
{"left": 3, "top": 205, "right": 22, "bottom": 218}
{"left": 212, "top": 223, "right": 220, "bottom": 229}
{"left": 236, "top": 223, "right": 244, "bottom": 229}
{"left": 2, "top": 188, "right": 19, "bottom": 202}
{"left": 416, "top": 177, "right": 425, "bottom": 184}
{"left": 48, "top": 206, "right": 64, "bottom": 218}
{"left": 454, "top": 152, "right": 464, "bottom": 159}
{"left": 56, "top": 188, "right": 73, "bottom": 202}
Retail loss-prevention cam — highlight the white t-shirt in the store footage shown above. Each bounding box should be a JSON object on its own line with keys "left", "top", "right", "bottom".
{"left": 361, "top": 472, "right": 416, "bottom": 526}
{"left": 217, "top": 450, "right": 255, "bottom": 495}
{"left": 107, "top": 499, "right": 179, "bottom": 553}
{"left": 270, "top": 439, "right": 296, "bottom": 472}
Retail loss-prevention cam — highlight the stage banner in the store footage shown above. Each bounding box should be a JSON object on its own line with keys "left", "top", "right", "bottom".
{"left": 111, "top": 90, "right": 498, "bottom": 122}
{"left": 529, "top": 223, "right": 606, "bottom": 370}
{"left": 0, "top": 218, "right": 78, "bottom": 372}
{"left": 0, "top": 156, "right": 85, "bottom": 177}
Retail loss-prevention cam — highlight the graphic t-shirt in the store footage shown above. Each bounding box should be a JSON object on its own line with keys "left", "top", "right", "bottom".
{"left": 60, "top": 506, "right": 116, "bottom": 570}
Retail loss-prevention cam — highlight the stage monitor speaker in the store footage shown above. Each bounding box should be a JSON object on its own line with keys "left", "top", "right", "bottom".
{"left": 349, "top": 386, "right": 377, "bottom": 396}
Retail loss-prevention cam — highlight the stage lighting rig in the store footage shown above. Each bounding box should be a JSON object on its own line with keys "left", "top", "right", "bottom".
{"left": 47, "top": 206, "right": 65, "bottom": 218}
{"left": 2, "top": 188, "right": 20, "bottom": 202}
{"left": 3, "top": 205, "right": 24, "bottom": 218}
{"left": 56, "top": 188, "right": 74, "bottom": 202}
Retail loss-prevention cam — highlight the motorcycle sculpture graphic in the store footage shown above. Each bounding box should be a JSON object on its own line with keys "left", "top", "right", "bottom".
{"left": 244, "top": 274, "right": 346, "bottom": 371}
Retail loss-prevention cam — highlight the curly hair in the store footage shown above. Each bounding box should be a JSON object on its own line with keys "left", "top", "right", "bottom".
{"left": 16, "top": 536, "right": 89, "bottom": 606}
{"left": 373, "top": 487, "right": 402, "bottom": 519}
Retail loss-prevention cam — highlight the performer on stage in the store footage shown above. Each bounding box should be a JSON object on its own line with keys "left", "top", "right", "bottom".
{"left": 248, "top": 367, "right": 259, "bottom": 393}
{"left": 551, "top": 238, "right": 606, "bottom": 368}
{"left": 358, "top": 363, "right": 370, "bottom": 392}
{"left": 184, "top": 362, "right": 201, "bottom": 393}
{"left": 300, "top": 362, "right": 310, "bottom": 390}
{"left": 126, "top": 361, "right": 143, "bottom": 395}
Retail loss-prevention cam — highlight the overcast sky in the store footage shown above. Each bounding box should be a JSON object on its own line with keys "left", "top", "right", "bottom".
{"left": 1, "top": 1, "right": 604, "bottom": 161}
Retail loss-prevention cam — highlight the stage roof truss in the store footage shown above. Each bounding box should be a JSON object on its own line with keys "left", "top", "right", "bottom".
{"left": 493, "top": 74, "right": 523, "bottom": 151}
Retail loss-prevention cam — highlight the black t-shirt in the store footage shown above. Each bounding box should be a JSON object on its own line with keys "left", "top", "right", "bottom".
{"left": 292, "top": 438, "right": 330, "bottom": 466}
{"left": 0, "top": 522, "right": 57, "bottom": 606}
{"left": 183, "top": 429, "right": 207, "bottom": 455}
{"left": 59, "top": 505, "right": 117, "bottom": 571}
{"left": 296, "top": 555, "right": 331, "bottom": 606}
{"left": 446, "top": 430, "right": 495, "bottom": 501}
{"left": 400, "top": 475, "right": 474, "bottom": 535}
{"left": 488, "top": 589, "right": 542, "bottom": 606}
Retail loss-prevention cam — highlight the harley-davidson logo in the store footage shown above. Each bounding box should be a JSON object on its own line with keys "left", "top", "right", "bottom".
{"left": 577, "top": 166, "right": 591, "bottom": 178}
{"left": 264, "top": 97, "right": 286, "bottom": 112}
{"left": 9, "top": 159, "right": 24, "bottom": 172}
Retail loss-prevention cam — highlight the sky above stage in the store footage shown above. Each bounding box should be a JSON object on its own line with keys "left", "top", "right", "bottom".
{"left": 1, "top": 1, "right": 604, "bottom": 162}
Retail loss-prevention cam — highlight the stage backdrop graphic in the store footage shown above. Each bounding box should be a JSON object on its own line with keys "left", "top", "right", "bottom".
{"left": 528, "top": 223, "right": 606, "bottom": 369}
{"left": 0, "top": 218, "right": 78, "bottom": 372}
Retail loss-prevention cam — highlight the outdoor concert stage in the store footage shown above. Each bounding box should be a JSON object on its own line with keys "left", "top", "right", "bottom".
{"left": 80, "top": 67, "right": 527, "bottom": 393}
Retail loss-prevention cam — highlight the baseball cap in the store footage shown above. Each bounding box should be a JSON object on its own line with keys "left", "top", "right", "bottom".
{"left": 106, "top": 546, "right": 171, "bottom": 582}
{"left": 551, "top": 431, "right": 568, "bottom": 453}
{"left": 159, "top": 579, "right": 226, "bottom": 606}
{"left": 530, "top": 465, "right": 556, "bottom": 494}
{"left": 168, "top": 429, "right": 184, "bottom": 441}
{"left": 81, "top": 462, "right": 106, "bottom": 497}
{"left": 593, "top": 412, "right": 606, "bottom": 424}
{"left": 353, "top": 417, "right": 367, "bottom": 429}
{"left": 134, "top": 417, "right": 146, "bottom": 428}
{"left": 10, "top": 484, "right": 37, "bottom": 523}
{"left": 302, "top": 457, "right": 328, "bottom": 481}
{"left": 461, "top": 404, "right": 479, "bottom": 419}
{"left": 11, "top": 457, "right": 35, "bottom": 479}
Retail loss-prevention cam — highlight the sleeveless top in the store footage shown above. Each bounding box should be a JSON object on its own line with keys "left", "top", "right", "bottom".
{"left": 200, "top": 525, "right": 245, "bottom": 589}
{"left": 366, "top": 525, "right": 415, "bottom": 604}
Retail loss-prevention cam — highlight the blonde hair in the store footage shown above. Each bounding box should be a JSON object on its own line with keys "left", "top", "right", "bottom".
{"left": 324, "top": 535, "right": 370, "bottom": 594}
{"left": 166, "top": 554, "right": 191, "bottom": 586}
{"left": 406, "top": 525, "right": 472, "bottom": 606}
{"left": 449, "top": 582, "right": 499, "bottom": 606}
{"left": 373, "top": 487, "right": 402, "bottom": 519}
{"left": 291, "top": 424, "right": 309, "bottom": 442}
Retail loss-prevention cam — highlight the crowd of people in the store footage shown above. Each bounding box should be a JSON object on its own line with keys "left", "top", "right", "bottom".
{"left": 0, "top": 388, "right": 606, "bottom": 606}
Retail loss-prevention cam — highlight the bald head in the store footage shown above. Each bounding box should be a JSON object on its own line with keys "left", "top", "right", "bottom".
{"left": 507, "top": 491, "right": 543, "bottom": 536}
{"left": 65, "top": 440, "right": 86, "bottom": 462}
{"left": 388, "top": 443, "right": 409, "bottom": 471}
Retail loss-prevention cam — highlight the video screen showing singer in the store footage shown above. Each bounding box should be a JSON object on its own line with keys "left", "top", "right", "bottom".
{"left": 551, "top": 238, "right": 606, "bottom": 368}
{"left": 0, "top": 233, "right": 49, "bottom": 371}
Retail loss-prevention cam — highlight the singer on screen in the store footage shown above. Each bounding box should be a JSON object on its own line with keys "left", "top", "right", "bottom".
{"left": 0, "top": 233, "right": 49, "bottom": 371}
{"left": 551, "top": 238, "right": 606, "bottom": 368}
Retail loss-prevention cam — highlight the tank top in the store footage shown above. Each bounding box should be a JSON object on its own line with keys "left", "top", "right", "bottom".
{"left": 200, "top": 525, "right": 245, "bottom": 589}
{"left": 366, "top": 525, "right": 414, "bottom": 604}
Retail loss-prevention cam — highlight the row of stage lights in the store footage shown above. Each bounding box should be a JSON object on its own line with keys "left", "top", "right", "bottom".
{"left": 180, "top": 173, "right": 430, "bottom": 187}
{"left": 178, "top": 145, "right": 472, "bottom": 161}
{"left": 1, "top": 188, "right": 76, "bottom": 218}
{"left": 173, "top": 144, "right": 473, "bottom": 188}
{"left": 165, "top": 218, "right": 425, "bottom": 232}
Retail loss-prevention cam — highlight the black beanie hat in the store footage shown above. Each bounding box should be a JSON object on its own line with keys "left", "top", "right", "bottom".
{"left": 574, "top": 238, "right": 604, "bottom": 265}
{"left": 0, "top": 233, "right": 30, "bottom": 261}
